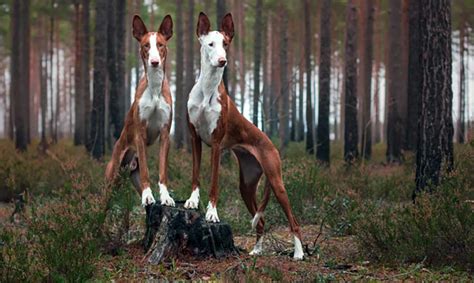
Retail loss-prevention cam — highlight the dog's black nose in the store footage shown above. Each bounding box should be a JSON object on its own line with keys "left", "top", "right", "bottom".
{"left": 218, "top": 58, "right": 227, "bottom": 67}
{"left": 151, "top": 59, "right": 159, "bottom": 67}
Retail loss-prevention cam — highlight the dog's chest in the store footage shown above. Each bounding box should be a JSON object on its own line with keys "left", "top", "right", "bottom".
{"left": 187, "top": 88, "right": 222, "bottom": 145}
{"left": 138, "top": 88, "right": 170, "bottom": 144}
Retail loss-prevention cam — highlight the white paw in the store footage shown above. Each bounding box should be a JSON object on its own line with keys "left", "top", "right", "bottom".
{"left": 141, "top": 187, "right": 156, "bottom": 207}
{"left": 159, "top": 183, "right": 175, "bottom": 207}
{"left": 205, "top": 202, "right": 220, "bottom": 223}
{"left": 249, "top": 237, "right": 264, "bottom": 256}
{"left": 184, "top": 188, "right": 200, "bottom": 209}
{"left": 293, "top": 235, "right": 304, "bottom": 260}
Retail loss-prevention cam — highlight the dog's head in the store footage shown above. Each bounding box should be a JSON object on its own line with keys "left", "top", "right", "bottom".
{"left": 196, "top": 12, "right": 234, "bottom": 68}
{"left": 133, "top": 15, "right": 173, "bottom": 71}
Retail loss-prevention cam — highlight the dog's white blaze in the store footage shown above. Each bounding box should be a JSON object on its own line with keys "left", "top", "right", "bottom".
{"left": 249, "top": 236, "right": 264, "bottom": 255}
{"left": 184, "top": 188, "right": 200, "bottom": 209}
{"left": 159, "top": 182, "right": 175, "bottom": 207}
{"left": 199, "top": 31, "right": 227, "bottom": 67}
{"left": 205, "top": 201, "right": 220, "bottom": 223}
{"left": 148, "top": 33, "right": 161, "bottom": 66}
{"left": 141, "top": 187, "right": 155, "bottom": 206}
{"left": 293, "top": 236, "right": 304, "bottom": 260}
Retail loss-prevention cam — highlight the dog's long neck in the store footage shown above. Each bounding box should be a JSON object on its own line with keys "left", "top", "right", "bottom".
{"left": 145, "top": 66, "right": 164, "bottom": 96}
{"left": 198, "top": 50, "right": 224, "bottom": 96}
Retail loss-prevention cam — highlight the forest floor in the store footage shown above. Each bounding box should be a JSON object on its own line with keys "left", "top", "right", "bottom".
{"left": 1, "top": 202, "right": 471, "bottom": 281}
{"left": 0, "top": 140, "right": 473, "bottom": 281}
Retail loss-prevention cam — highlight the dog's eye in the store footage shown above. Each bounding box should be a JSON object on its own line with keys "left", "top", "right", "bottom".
{"left": 158, "top": 43, "right": 164, "bottom": 48}
{"left": 209, "top": 42, "right": 214, "bottom": 47}
{"left": 144, "top": 43, "right": 150, "bottom": 49}
{"left": 223, "top": 42, "right": 228, "bottom": 47}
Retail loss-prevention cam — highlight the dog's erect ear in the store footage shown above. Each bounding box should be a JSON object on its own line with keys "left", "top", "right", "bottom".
{"left": 220, "top": 13, "right": 234, "bottom": 40}
{"left": 133, "top": 15, "right": 148, "bottom": 42}
{"left": 196, "top": 12, "right": 211, "bottom": 37}
{"left": 158, "top": 15, "right": 173, "bottom": 41}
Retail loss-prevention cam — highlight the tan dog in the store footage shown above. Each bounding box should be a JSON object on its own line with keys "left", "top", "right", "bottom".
{"left": 183, "top": 12, "right": 304, "bottom": 260}
{"left": 105, "top": 15, "right": 175, "bottom": 208}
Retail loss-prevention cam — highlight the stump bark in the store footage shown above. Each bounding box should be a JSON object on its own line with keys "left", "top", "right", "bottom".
{"left": 143, "top": 201, "right": 237, "bottom": 264}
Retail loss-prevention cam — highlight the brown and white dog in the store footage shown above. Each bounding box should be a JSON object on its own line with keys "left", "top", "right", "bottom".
{"left": 184, "top": 12, "right": 304, "bottom": 260}
{"left": 105, "top": 15, "right": 175, "bottom": 208}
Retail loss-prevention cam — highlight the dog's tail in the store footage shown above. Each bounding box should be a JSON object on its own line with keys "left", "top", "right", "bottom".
{"left": 251, "top": 179, "right": 272, "bottom": 229}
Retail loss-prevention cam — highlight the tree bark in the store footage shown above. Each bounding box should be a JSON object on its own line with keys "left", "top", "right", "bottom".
{"left": 216, "top": 0, "right": 228, "bottom": 90}
{"left": 386, "top": 0, "right": 404, "bottom": 163}
{"left": 11, "top": 0, "right": 31, "bottom": 151}
{"left": 184, "top": 0, "right": 195, "bottom": 149}
{"left": 415, "top": 0, "right": 453, "bottom": 198}
{"left": 174, "top": 0, "right": 185, "bottom": 149}
{"left": 406, "top": 0, "right": 422, "bottom": 150}
{"left": 83, "top": 0, "right": 91, "bottom": 149}
{"left": 304, "top": 0, "right": 314, "bottom": 154}
{"left": 358, "top": 0, "right": 374, "bottom": 160}
{"left": 90, "top": 0, "right": 108, "bottom": 159}
{"left": 316, "top": 0, "right": 331, "bottom": 164}
{"left": 457, "top": 10, "right": 467, "bottom": 144}
{"left": 116, "top": 0, "right": 127, "bottom": 137}
{"left": 252, "top": 0, "right": 263, "bottom": 127}
{"left": 73, "top": 1, "right": 84, "bottom": 145}
{"left": 279, "top": 5, "right": 289, "bottom": 150}
{"left": 108, "top": 0, "right": 123, "bottom": 141}
{"left": 343, "top": 0, "right": 358, "bottom": 163}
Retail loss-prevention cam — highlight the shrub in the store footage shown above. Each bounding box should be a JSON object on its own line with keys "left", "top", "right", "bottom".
{"left": 356, "top": 183, "right": 474, "bottom": 270}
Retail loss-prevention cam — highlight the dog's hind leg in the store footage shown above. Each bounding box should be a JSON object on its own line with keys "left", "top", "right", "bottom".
{"left": 258, "top": 147, "right": 304, "bottom": 260}
{"left": 233, "top": 148, "right": 266, "bottom": 255}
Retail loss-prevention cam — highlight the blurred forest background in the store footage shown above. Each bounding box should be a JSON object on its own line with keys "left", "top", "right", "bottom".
{"left": 0, "top": 0, "right": 473, "bottom": 161}
{"left": 0, "top": 0, "right": 474, "bottom": 281}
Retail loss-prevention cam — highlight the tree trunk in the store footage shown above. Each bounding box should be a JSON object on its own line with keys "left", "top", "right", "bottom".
{"left": 116, "top": 0, "right": 127, "bottom": 137}
{"left": 457, "top": 11, "right": 467, "bottom": 144}
{"left": 216, "top": 0, "right": 228, "bottom": 90}
{"left": 54, "top": 16, "right": 60, "bottom": 141}
{"left": 373, "top": 0, "right": 382, "bottom": 144}
{"left": 83, "top": 0, "right": 91, "bottom": 149}
{"left": 90, "top": 0, "right": 108, "bottom": 159}
{"left": 262, "top": 13, "right": 272, "bottom": 135}
{"left": 107, "top": 0, "right": 122, "bottom": 141}
{"left": 11, "top": 0, "right": 30, "bottom": 151}
{"left": 236, "top": 0, "right": 245, "bottom": 114}
{"left": 73, "top": 4, "right": 83, "bottom": 144}
{"left": 174, "top": 0, "right": 185, "bottom": 149}
{"left": 415, "top": 0, "right": 453, "bottom": 198}
{"left": 304, "top": 0, "right": 314, "bottom": 154}
{"left": 279, "top": 5, "right": 289, "bottom": 150}
{"left": 358, "top": 0, "right": 374, "bottom": 160}
{"left": 406, "top": 0, "right": 422, "bottom": 150}
{"left": 386, "top": 0, "right": 403, "bottom": 163}
{"left": 184, "top": 0, "right": 195, "bottom": 149}
{"left": 297, "top": 41, "right": 305, "bottom": 142}
{"left": 343, "top": 0, "right": 358, "bottom": 163}
{"left": 144, "top": 202, "right": 236, "bottom": 264}
{"left": 252, "top": 0, "right": 263, "bottom": 127}
{"left": 316, "top": 0, "right": 331, "bottom": 164}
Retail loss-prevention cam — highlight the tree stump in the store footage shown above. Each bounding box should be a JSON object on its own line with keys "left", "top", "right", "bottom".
{"left": 143, "top": 201, "right": 237, "bottom": 264}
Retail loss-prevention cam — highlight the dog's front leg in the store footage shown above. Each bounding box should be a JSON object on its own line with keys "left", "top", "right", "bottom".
{"left": 135, "top": 129, "right": 155, "bottom": 207}
{"left": 206, "top": 143, "right": 221, "bottom": 222}
{"left": 157, "top": 126, "right": 175, "bottom": 206}
{"left": 184, "top": 121, "right": 202, "bottom": 209}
